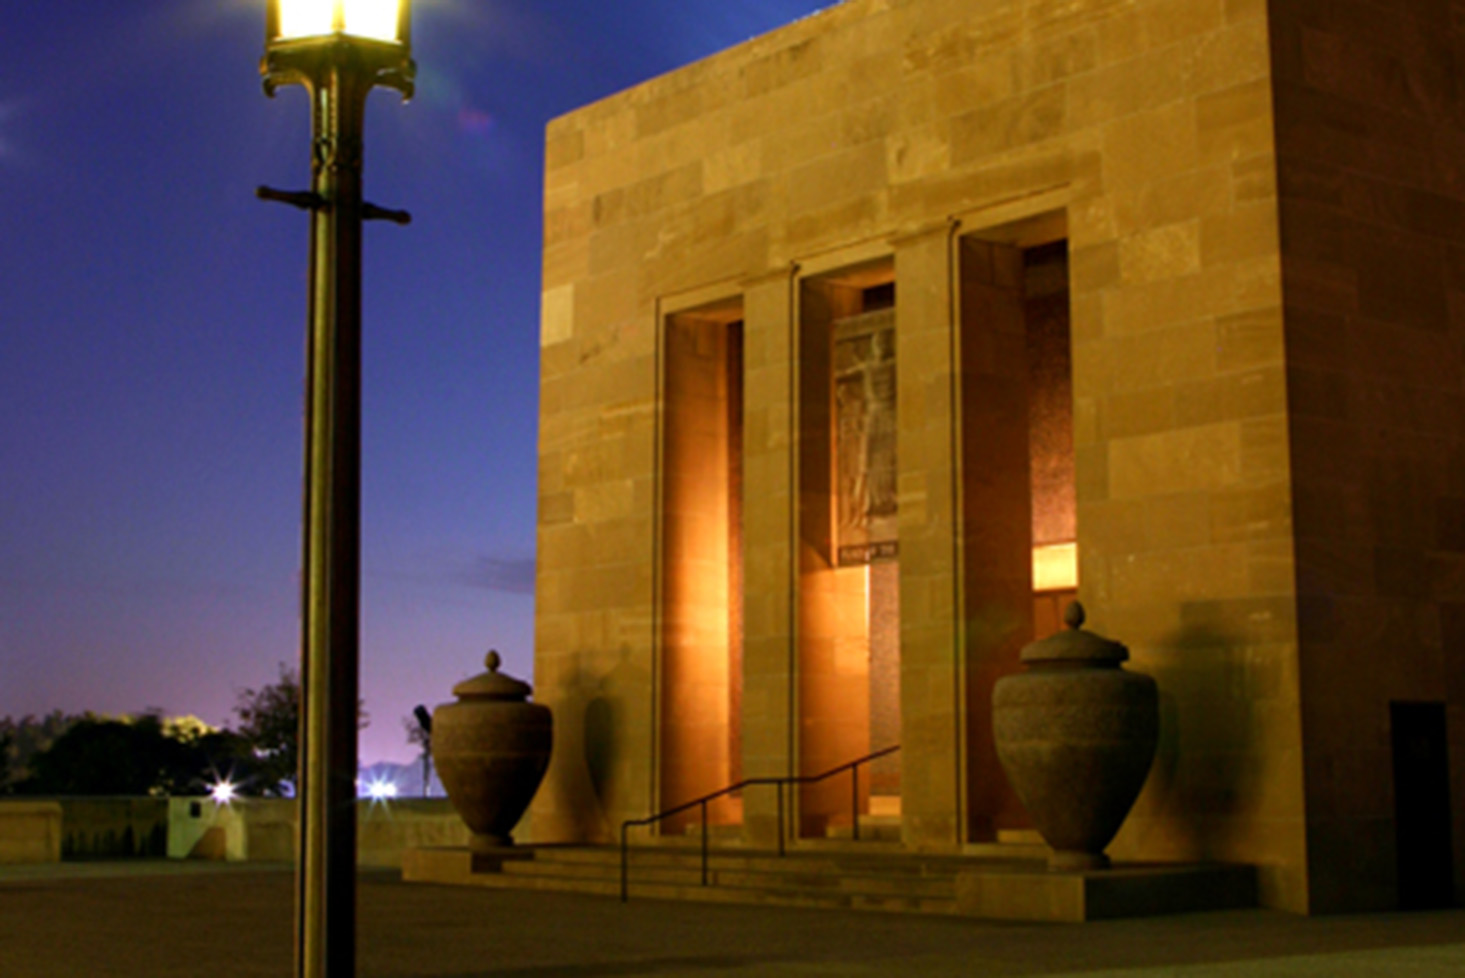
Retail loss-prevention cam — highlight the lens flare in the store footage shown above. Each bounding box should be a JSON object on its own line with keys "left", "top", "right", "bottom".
{"left": 361, "top": 775, "right": 398, "bottom": 802}
{"left": 209, "top": 779, "right": 239, "bottom": 805}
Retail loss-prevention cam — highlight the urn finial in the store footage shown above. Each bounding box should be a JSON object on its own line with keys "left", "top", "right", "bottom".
{"left": 453, "top": 649, "right": 532, "bottom": 701}
{"left": 1021, "top": 600, "right": 1127, "bottom": 664}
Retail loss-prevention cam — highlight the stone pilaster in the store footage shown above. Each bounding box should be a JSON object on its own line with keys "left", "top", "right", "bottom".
{"left": 893, "top": 223, "right": 964, "bottom": 849}
{"left": 740, "top": 266, "right": 799, "bottom": 848}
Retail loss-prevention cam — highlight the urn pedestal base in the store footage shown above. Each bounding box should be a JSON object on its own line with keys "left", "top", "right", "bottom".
{"left": 1049, "top": 850, "right": 1109, "bottom": 872}
{"left": 469, "top": 832, "right": 514, "bottom": 854}
{"left": 954, "top": 861, "right": 1257, "bottom": 922}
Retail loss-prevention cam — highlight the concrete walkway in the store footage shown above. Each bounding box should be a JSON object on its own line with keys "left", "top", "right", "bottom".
{"left": 0, "top": 861, "right": 1461, "bottom": 977}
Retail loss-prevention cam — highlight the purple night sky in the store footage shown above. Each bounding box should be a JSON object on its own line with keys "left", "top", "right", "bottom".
{"left": 0, "top": 0, "right": 832, "bottom": 765}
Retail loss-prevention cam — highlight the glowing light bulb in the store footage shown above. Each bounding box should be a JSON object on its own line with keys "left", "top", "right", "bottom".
{"left": 344, "top": 0, "right": 402, "bottom": 41}
{"left": 276, "top": 1, "right": 402, "bottom": 42}
{"left": 277, "top": 0, "right": 335, "bottom": 39}
{"left": 210, "top": 779, "right": 238, "bottom": 805}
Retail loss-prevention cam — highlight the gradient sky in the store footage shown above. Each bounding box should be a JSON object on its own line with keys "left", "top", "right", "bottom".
{"left": 0, "top": 0, "right": 832, "bottom": 765}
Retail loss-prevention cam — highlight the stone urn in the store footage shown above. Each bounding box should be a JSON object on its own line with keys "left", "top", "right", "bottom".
{"left": 433, "top": 650, "right": 553, "bottom": 852}
{"left": 992, "top": 602, "right": 1158, "bottom": 871}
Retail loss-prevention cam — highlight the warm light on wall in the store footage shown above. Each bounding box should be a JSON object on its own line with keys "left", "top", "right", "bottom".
{"left": 275, "top": 0, "right": 405, "bottom": 43}
{"left": 1033, "top": 542, "right": 1078, "bottom": 592}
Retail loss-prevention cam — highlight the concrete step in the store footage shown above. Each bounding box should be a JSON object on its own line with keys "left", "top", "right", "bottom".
{"left": 504, "top": 856, "right": 958, "bottom": 900}
{"left": 962, "top": 840, "right": 1051, "bottom": 861}
{"left": 454, "top": 869, "right": 958, "bottom": 914}
{"left": 404, "top": 845, "right": 965, "bottom": 915}
{"left": 402, "top": 845, "right": 1258, "bottom": 922}
{"left": 529, "top": 843, "right": 968, "bottom": 877}
{"left": 678, "top": 822, "right": 745, "bottom": 840}
{"left": 825, "top": 814, "right": 902, "bottom": 842}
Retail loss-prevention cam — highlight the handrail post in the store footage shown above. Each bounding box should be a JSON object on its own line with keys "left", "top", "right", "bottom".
{"left": 777, "top": 782, "right": 785, "bottom": 857}
{"left": 700, "top": 800, "right": 709, "bottom": 886}
{"left": 620, "top": 747, "right": 897, "bottom": 898}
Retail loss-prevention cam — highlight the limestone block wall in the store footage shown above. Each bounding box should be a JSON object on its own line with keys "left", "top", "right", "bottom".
{"left": 165, "top": 798, "right": 470, "bottom": 866}
{"left": 534, "top": 0, "right": 1307, "bottom": 909}
{"left": 1269, "top": 0, "right": 1465, "bottom": 912}
{"left": 0, "top": 802, "right": 62, "bottom": 864}
{"left": 57, "top": 798, "right": 169, "bottom": 859}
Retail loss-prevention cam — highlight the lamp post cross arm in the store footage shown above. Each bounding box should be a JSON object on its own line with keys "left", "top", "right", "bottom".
{"left": 257, "top": 185, "right": 411, "bottom": 225}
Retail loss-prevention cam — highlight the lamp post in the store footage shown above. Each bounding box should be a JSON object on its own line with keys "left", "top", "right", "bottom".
{"left": 258, "top": 3, "right": 413, "bottom": 976}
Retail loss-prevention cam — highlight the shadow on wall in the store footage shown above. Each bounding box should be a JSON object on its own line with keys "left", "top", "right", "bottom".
{"left": 59, "top": 798, "right": 170, "bottom": 859}
{"left": 554, "top": 647, "right": 645, "bottom": 842}
{"left": 1131, "top": 618, "right": 1270, "bottom": 864}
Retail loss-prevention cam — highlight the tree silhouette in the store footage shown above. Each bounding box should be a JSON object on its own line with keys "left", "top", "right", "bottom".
{"left": 18, "top": 714, "right": 242, "bottom": 796}
{"left": 232, "top": 664, "right": 301, "bottom": 796}
{"left": 232, "top": 663, "right": 367, "bottom": 796}
{"left": 0, "top": 711, "right": 81, "bottom": 790}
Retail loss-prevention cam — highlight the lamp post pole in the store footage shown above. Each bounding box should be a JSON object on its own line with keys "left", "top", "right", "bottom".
{"left": 259, "top": 6, "right": 413, "bottom": 977}
{"left": 298, "top": 54, "right": 366, "bottom": 977}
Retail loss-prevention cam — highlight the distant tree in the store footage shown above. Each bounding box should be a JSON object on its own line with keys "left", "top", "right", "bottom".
{"left": 232, "top": 665, "right": 301, "bottom": 796}
{"left": 0, "top": 711, "right": 81, "bottom": 791}
{"left": 232, "top": 664, "right": 368, "bottom": 797}
{"left": 16, "top": 713, "right": 243, "bottom": 796}
{"left": 0, "top": 730, "right": 11, "bottom": 794}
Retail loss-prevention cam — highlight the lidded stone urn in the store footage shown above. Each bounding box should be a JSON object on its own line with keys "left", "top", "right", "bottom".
{"left": 432, "top": 650, "right": 553, "bottom": 852}
{"left": 992, "top": 602, "right": 1158, "bottom": 870}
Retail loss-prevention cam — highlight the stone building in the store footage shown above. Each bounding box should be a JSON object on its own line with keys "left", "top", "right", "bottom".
{"left": 531, "top": 0, "right": 1464, "bottom": 914}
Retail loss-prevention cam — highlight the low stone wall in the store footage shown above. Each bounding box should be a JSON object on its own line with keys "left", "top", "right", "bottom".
{"left": 58, "top": 798, "right": 169, "bottom": 859}
{"left": 0, "top": 802, "right": 63, "bottom": 864}
{"left": 358, "top": 800, "right": 473, "bottom": 868}
{"left": 167, "top": 797, "right": 293, "bottom": 862}
{"left": 168, "top": 798, "right": 470, "bottom": 867}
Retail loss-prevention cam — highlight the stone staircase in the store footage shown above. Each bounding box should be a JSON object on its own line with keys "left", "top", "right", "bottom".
{"left": 404, "top": 842, "right": 1000, "bottom": 915}
{"left": 403, "top": 831, "right": 1260, "bottom": 922}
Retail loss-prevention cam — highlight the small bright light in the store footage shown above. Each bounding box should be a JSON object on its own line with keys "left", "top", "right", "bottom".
{"left": 210, "top": 779, "right": 239, "bottom": 805}
{"left": 362, "top": 776, "right": 398, "bottom": 802}
{"left": 277, "top": 0, "right": 403, "bottom": 42}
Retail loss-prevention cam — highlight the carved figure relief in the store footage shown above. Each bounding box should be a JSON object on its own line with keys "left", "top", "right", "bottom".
{"left": 834, "top": 308, "right": 897, "bottom": 566}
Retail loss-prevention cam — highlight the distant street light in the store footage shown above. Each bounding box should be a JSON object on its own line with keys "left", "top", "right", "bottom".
{"left": 209, "top": 778, "right": 239, "bottom": 806}
{"left": 257, "top": 3, "right": 414, "bottom": 977}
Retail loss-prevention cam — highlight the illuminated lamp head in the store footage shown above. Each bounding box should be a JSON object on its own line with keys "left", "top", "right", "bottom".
{"left": 267, "top": 0, "right": 410, "bottom": 45}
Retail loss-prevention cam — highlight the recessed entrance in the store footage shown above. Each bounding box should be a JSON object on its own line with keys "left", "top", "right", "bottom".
{"left": 659, "top": 299, "right": 744, "bottom": 832}
{"left": 797, "top": 260, "right": 901, "bottom": 837}
{"left": 957, "top": 229, "right": 1076, "bottom": 842}
{"left": 1024, "top": 240, "right": 1078, "bottom": 635}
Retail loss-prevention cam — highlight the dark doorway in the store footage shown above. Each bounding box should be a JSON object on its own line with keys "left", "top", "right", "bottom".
{"left": 1390, "top": 702, "right": 1455, "bottom": 909}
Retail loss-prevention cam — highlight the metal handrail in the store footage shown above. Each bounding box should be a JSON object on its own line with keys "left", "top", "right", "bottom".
{"left": 619, "top": 744, "right": 900, "bottom": 901}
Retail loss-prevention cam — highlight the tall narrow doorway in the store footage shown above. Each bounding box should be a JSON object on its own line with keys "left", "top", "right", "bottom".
{"left": 796, "top": 261, "right": 901, "bottom": 838}
{"left": 660, "top": 300, "right": 744, "bottom": 831}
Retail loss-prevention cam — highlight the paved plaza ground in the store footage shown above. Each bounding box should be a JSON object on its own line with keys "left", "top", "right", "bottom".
{"left": 0, "top": 861, "right": 1461, "bottom": 977}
